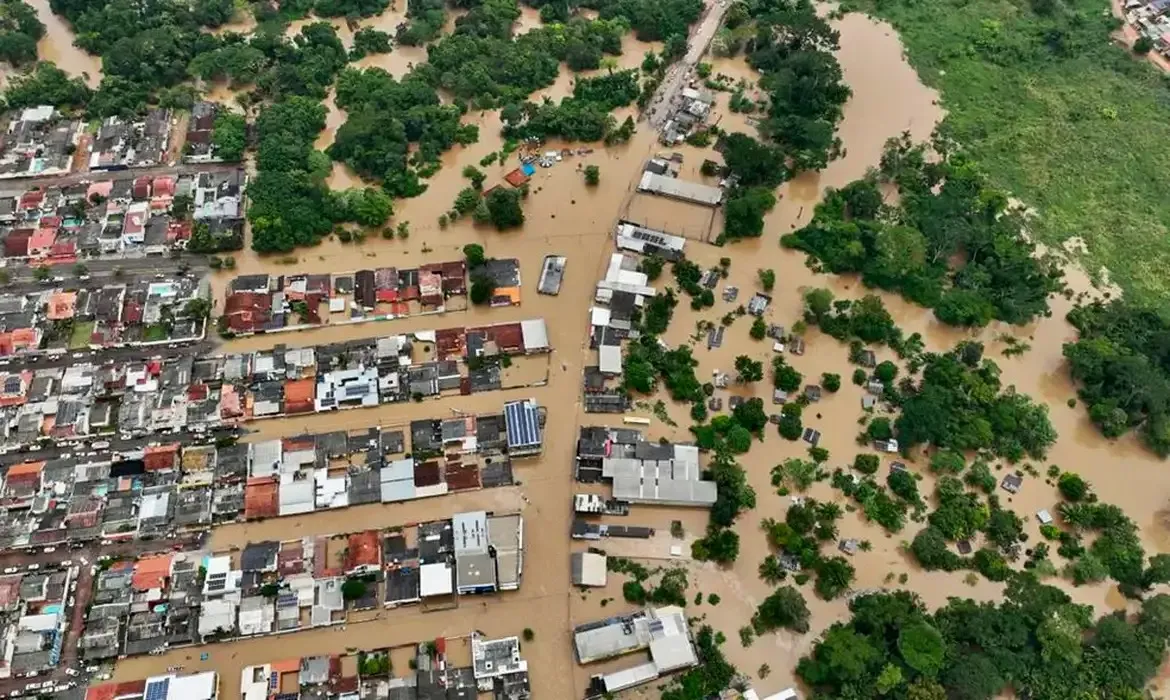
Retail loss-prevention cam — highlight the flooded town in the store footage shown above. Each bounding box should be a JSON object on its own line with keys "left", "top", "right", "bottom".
{"left": 0, "top": 0, "right": 1167, "bottom": 699}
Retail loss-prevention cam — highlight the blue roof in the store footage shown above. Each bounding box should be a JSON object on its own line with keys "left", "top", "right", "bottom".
{"left": 504, "top": 400, "right": 542, "bottom": 449}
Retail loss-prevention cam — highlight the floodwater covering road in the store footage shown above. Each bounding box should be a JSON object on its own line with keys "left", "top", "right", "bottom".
{"left": 32, "top": 2, "right": 1164, "bottom": 699}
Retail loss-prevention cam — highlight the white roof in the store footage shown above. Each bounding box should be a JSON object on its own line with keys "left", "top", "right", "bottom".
{"left": 278, "top": 479, "right": 315, "bottom": 515}
{"left": 599, "top": 345, "right": 623, "bottom": 374}
{"left": 420, "top": 562, "right": 453, "bottom": 597}
{"left": 650, "top": 634, "right": 698, "bottom": 673}
{"left": 138, "top": 491, "right": 170, "bottom": 521}
{"left": 637, "top": 171, "right": 723, "bottom": 206}
{"left": 520, "top": 319, "right": 549, "bottom": 351}
{"left": 453, "top": 511, "right": 489, "bottom": 556}
{"left": 761, "top": 690, "right": 799, "bottom": 700}
{"left": 240, "top": 665, "right": 271, "bottom": 700}
{"left": 169, "top": 672, "right": 219, "bottom": 700}
{"left": 590, "top": 306, "right": 612, "bottom": 326}
{"left": 572, "top": 552, "right": 608, "bottom": 587}
{"left": 249, "top": 440, "right": 282, "bottom": 477}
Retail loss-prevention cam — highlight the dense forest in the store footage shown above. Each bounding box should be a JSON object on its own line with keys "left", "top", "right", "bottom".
{"left": 798, "top": 583, "right": 1170, "bottom": 700}
{"left": 783, "top": 135, "right": 1063, "bottom": 327}
{"left": 0, "top": 0, "right": 43, "bottom": 66}
{"left": 1064, "top": 299, "right": 1170, "bottom": 456}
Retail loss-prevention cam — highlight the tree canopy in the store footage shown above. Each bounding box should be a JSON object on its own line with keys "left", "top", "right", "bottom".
{"left": 783, "top": 135, "right": 1063, "bottom": 327}
{"left": 798, "top": 584, "right": 1170, "bottom": 700}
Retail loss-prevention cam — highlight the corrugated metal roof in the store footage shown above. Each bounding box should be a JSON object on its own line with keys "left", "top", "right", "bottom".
{"left": 504, "top": 400, "right": 542, "bottom": 450}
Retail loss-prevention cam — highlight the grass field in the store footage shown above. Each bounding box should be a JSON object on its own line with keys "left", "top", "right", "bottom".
{"left": 68, "top": 320, "right": 94, "bottom": 350}
{"left": 842, "top": 0, "right": 1170, "bottom": 310}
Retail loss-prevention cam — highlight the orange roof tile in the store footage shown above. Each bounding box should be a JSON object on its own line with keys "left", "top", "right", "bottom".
{"left": 131, "top": 553, "right": 173, "bottom": 591}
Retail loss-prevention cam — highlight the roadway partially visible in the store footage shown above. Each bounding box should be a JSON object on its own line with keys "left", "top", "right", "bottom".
{"left": 646, "top": 0, "right": 732, "bottom": 130}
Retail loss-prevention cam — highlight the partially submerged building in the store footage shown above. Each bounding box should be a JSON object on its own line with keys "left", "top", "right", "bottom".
{"left": 575, "top": 606, "right": 698, "bottom": 696}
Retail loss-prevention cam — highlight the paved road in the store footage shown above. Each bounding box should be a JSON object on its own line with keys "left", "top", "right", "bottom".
{"left": 646, "top": 0, "right": 732, "bottom": 130}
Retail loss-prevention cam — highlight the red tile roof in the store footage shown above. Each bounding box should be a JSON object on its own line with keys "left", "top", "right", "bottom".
{"left": 346, "top": 530, "right": 380, "bottom": 570}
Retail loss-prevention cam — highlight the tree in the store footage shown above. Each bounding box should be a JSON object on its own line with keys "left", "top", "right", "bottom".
{"left": 1135, "top": 35, "right": 1154, "bottom": 54}
{"left": 73, "top": 263, "right": 88, "bottom": 277}
{"left": 814, "top": 556, "right": 855, "bottom": 600}
{"left": 212, "top": 111, "right": 246, "bottom": 162}
{"left": 522, "top": 627, "right": 535, "bottom": 641}
{"left": 898, "top": 622, "right": 944, "bottom": 676}
{"left": 735, "top": 355, "right": 763, "bottom": 383}
{"left": 584, "top": 164, "right": 600, "bottom": 186}
{"left": 773, "top": 357, "right": 803, "bottom": 391}
{"left": 341, "top": 578, "right": 367, "bottom": 600}
{"left": 750, "top": 316, "right": 767, "bottom": 340}
{"left": 942, "top": 654, "right": 1003, "bottom": 700}
{"left": 723, "top": 186, "right": 776, "bottom": 239}
{"left": 33, "top": 265, "right": 50, "bottom": 282}
{"left": 874, "top": 360, "right": 898, "bottom": 383}
{"left": 753, "top": 586, "right": 810, "bottom": 633}
{"left": 726, "top": 424, "right": 752, "bottom": 453}
{"left": 1057, "top": 472, "right": 1089, "bottom": 502}
{"left": 929, "top": 449, "right": 965, "bottom": 474}
{"left": 485, "top": 188, "right": 524, "bottom": 230}
{"left": 470, "top": 276, "right": 496, "bottom": 305}
{"left": 822, "top": 373, "right": 840, "bottom": 392}
{"left": 343, "top": 188, "right": 394, "bottom": 227}
{"left": 758, "top": 268, "right": 776, "bottom": 291}
{"left": 853, "top": 454, "right": 879, "bottom": 474}
{"left": 463, "top": 243, "right": 487, "bottom": 268}
{"left": 462, "top": 165, "right": 486, "bottom": 189}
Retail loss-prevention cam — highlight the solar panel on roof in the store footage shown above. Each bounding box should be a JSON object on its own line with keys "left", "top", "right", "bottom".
{"left": 504, "top": 401, "right": 541, "bottom": 449}
{"left": 145, "top": 678, "right": 170, "bottom": 700}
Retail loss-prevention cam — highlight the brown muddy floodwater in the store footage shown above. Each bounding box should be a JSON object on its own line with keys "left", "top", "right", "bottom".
{"left": 8, "top": 0, "right": 103, "bottom": 88}
{"left": 119, "top": 5, "right": 1170, "bottom": 699}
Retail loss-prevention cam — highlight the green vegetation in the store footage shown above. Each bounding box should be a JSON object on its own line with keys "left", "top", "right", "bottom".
{"left": 799, "top": 583, "right": 1170, "bottom": 700}
{"left": 802, "top": 288, "right": 901, "bottom": 347}
{"left": 840, "top": 0, "right": 1170, "bottom": 310}
{"left": 350, "top": 26, "right": 392, "bottom": 60}
{"left": 0, "top": 0, "right": 43, "bottom": 66}
{"left": 716, "top": 0, "right": 850, "bottom": 241}
{"left": 584, "top": 164, "right": 600, "bottom": 186}
{"left": 329, "top": 67, "right": 476, "bottom": 198}
{"left": 784, "top": 138, "right": 1061, "bottom": 328}
{"left": 247, "top": 97, "right": 336, "bottom": 252}
{"left": 896, "top": 346, "right": 1057, "bottom": 461}
{"left": 211, "top": 111, "right": 246, "bottom": 162}
{"left": 502, "top": 69, "right": 640, "bottom": 142}
{"left": 1064, "top": 299, "right": 1170, "bottom": 455}
{"left": 4, "top": 62, "right": 91, "bottom": 110}
{"left": 752, "top": 585, "right": 810, "bottom": 634}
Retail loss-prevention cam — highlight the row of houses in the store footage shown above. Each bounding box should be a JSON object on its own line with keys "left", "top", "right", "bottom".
{"left": 0, "top": 317, "right": 549, "bottom": 458}
{"left": 85, "top": 673, "right": 219, "bottom": 700}
{"left": 0, "top": 167, "right": 245, "bottom": 261}
{"left": 237, "top": 633, "right": 529, "bottom": 700}
{"left": 0, "top": 399, "right": 543, "bottom": 552}
{"left": 0, "top": 564, "right": 76, "bottom": 680}
{"left": 80, "top": 513, "right": 525, "bottom": 660}
{"left": 0, "top": 275, "right": 207, "bottom": 357}
{"left": 222, "top": 257, "right": 521, "bottom": 335}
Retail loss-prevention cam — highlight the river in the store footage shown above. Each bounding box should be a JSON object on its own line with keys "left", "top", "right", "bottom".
{"left": 96, "top": 3, "right": 1170, "bottom": 698}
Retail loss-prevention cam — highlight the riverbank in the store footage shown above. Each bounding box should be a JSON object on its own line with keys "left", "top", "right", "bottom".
{"left": 839, "top": 0, "right": 1170, "bottom": 314}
